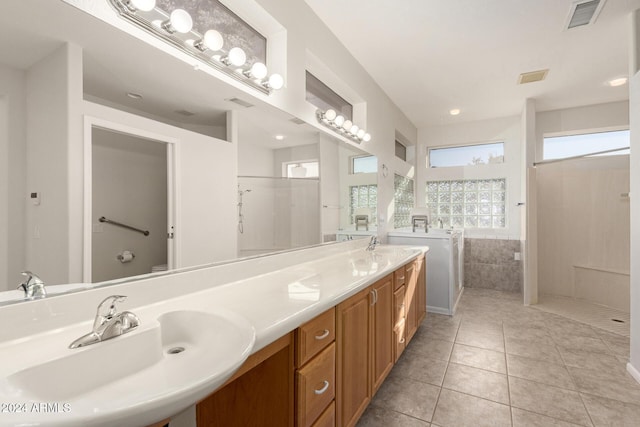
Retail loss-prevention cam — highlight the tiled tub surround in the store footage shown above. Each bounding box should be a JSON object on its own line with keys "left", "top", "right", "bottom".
{"left": 464, "top": 238, "right": 522, "bottom": 292}
{"left": 357, "top": 288, "right": 640, "bottom": 427}
{"left": 0, "top": 240, "right": 427, "bottom": 427}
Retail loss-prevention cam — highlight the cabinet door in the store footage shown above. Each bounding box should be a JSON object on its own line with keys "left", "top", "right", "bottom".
{"left": 336, "top": 288, "right": 372, "bottom": 427}
{"left": 393, "top": 285, "right": 406, "bottom": 362}
{"left": 416, "top": 256, "right": 427, "bottom": 323}
{"left": 405, "top": 261, "right": 418, "bottom": 342}
{"left": 371, "top": 275, "right": 394, "bottom": 394}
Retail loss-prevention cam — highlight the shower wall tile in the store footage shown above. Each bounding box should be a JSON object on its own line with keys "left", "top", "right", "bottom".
{"left": 464, "top": 238, "right": 522, "bottom": 293}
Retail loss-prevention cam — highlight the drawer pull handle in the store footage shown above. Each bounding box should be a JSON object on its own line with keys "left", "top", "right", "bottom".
{"left": 399, "top": 338, "right": 406, "bottom": 344}
{"left": 397, "top": 276, "right": 405, "bottom": 281}
{"left": 314, "top": 380, "right": 330, "bottom": 395}
{"left": 315, "top": 329, "right": 330, "bottom": 340}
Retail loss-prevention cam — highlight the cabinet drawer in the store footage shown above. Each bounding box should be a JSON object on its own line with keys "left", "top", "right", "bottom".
{"left": 297, "top": 343, "right": 335, "bottom": 427}
{"left": 394, "top": 266, "right": 406, "bottom": 290}
{"left": 311, "top": 400, "right": 335, "bottom": 427}
{"left": 296, "top": 308, "right": 335, "bottom": 367}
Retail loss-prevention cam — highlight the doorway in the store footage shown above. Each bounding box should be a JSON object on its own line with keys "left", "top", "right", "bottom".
{"left": 83, "top": 119, "right": 176, "bottom": 283}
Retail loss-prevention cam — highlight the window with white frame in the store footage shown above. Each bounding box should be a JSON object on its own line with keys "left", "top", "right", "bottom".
{"left": 429, "top": 142, "right": 504, "bottom": 168}
{"left": 351, "top": 155, "right": 377, "bottom": 174}
{"left": 426, "top": 179, "right": 506, "bottom": 229}
{"left": 394, "top": 174, "right": 414, "bottom": 228}
{"left": 349, "top": 184, "right": 377, "bottom": 224}
{"left": 543, "top": 129, "right": 630, "bottom": 160}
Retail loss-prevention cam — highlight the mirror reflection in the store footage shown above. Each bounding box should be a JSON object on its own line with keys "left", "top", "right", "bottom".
{"left": 0, "top": 0, "right": 377, "bottom": 304}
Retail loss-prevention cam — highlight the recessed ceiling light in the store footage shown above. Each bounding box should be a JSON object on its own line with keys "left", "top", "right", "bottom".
{"left": 449, "top": 109, "right": 461, "bottom": 116}
{"left": 608, "top": 77, "right": 628, "bottom": 87}
{"left": 275, "top": 135, "right": 285, "bottom": 140}
{"left": 126, "top": 92, "right": 143, "bottom": 100}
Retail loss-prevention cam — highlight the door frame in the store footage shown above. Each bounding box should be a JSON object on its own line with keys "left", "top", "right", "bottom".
{"left": 83, "top": 115, "right": 179, "bottom": 283}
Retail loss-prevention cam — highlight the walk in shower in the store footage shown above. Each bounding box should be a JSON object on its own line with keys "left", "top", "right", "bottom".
{"left": 237, "top": 176, "right": 321, "bottom": 257}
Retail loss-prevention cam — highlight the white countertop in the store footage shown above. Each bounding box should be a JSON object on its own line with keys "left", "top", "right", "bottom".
{"left": 0, "top": 241, "right": 427, "bottom": 427}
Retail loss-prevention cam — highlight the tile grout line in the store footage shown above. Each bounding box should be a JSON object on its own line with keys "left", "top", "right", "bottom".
{"left": 502, "top": 320, "right": 514, "bottom": 427}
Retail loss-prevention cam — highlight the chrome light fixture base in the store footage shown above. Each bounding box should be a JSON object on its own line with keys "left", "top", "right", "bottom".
{"left": 316, "top": 109, "right": 371, "bottom": 144}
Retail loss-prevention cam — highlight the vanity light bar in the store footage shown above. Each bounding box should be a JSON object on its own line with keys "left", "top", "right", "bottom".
{"left": 108, "top": 0, "right": 284, "bottom": 94}
{"left": 316, "top": 109, "right": 371, "bottom": 143}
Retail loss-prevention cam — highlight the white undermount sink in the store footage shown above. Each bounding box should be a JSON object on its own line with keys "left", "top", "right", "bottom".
{"left": 1, "top": 309, "right": 255, "bottom": 427}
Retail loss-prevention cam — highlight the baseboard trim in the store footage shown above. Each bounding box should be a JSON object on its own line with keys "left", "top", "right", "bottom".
{"left": 627, "top": 362, "right": 640, "bottom": 385}
{"left": 427, "top": 305, "right": 452, "bottom": 315}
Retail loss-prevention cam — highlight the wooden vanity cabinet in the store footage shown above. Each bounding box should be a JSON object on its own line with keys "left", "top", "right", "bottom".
{"left": 195, "top": 255, "right": 426, "bottom": 427}
{"left": 295, "top": 308, "right": 336, "bottom": 427}
{"left": 336, "top": 274, "right": 394, "bottom": 427}
{"left": 405, "top": 255, "right": 427, "bottom": 343}
{"left": 196, "top": 333, "right": 295, "bottom": 427}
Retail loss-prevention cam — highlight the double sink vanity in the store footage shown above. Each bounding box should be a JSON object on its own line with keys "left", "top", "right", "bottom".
{"left": 0, "top": 240, "right": 427, "bottom": 427}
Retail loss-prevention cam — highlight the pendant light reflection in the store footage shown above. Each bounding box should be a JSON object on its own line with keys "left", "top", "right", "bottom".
{"left": 316, "top": 109, "right": 371, "bottom": 144}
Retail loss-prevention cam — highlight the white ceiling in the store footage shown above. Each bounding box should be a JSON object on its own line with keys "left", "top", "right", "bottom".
{"left": 305, "top": 0, "right": 640, "bottom": 128}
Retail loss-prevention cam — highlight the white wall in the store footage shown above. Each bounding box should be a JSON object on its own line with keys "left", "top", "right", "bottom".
{"left": 25, "top": 44, "right": 76, "bottom": 285}
{"left": 536, "top": 156, "right": 630, "bottom": 309}
{"left": 91, "top": 129, "right": 168, "bottom": 282}
{"left": 82, "top": 101, "right": 238, "bottom": 268}
{"left": 417, "top": 115, "right": 523, "bottom": 238}
{"left": 0, "top": 64, "right": 26, "bottom": 290}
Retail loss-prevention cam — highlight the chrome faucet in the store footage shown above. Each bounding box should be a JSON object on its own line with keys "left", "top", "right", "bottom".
{"left": 17, "top": 271, "right": 46, "bottom": 299}
{"left": 69, "top": 295, "right": 140, "bottom": 349}
{"left": 437, "top": 218, "right": 444, "bottom": 228}
{"left": 366, "top": 235, "right": 379, "bottom": 251}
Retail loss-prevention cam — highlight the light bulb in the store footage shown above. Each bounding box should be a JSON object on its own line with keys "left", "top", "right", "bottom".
{"left": 363, "top": 133, "right": 371, "bottom": 142}
{"left": 250, "top": 62, "right": 268, "bottom": 79}
{"left": 203, "top": 30, "right": 224, "bottom": 51}
{"left": 169, "top": 9, "right": 193, "bottom": 33}
{"left": 227, "top": 47, "right": 247, "bottom": 67}
{"left": 357, "top": 129, "right": 366, "bottom": 139}
{"left": 343, "top": 120, "right": 353, "bottom": 131}
{"left": 130, "top": 0, "right": 156, "bottom": 11}
{"left": 350, "top": 125, "right": 359, "bottom": 135}
{"left": 268, "top": 73, "right": 284, "bottom": 90}
{"left": 324, "top": 109, "right": 337, "bottom": 121}
{"left": 334, "top": 115, "right": 345, "bottom": 127}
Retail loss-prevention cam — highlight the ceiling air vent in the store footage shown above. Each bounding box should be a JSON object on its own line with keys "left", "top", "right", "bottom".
{"left": 226, "top": 97, "right": 254, "bottom": 108}
{"left": 518, "top": 69, "right": 549, "bottom": 84}
{"left": 567, "top": 0, "right": 605, "bottom": 29}
{"left": 289, "top": 117, "right": 306, "bottom": 125}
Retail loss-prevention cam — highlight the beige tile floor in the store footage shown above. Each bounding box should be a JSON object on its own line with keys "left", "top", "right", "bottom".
{"left": 356, "top": 288, "right": 640, "bottom": 427}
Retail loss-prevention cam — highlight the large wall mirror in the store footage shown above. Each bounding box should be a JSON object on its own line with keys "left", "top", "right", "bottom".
{"left": 0, "top": 0, "right": 377, "bottom": 304}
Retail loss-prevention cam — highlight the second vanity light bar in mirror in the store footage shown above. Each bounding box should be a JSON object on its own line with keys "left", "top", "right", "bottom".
{"left": 109, "top": 0, "right": 284, "bottom": 94}
{"left": 316, "top": 109, "right": 371, "bottom": 144}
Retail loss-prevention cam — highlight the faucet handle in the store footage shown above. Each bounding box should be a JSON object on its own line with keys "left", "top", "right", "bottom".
{"left": 94, "top": 295, "right": 127, "bottom": 331}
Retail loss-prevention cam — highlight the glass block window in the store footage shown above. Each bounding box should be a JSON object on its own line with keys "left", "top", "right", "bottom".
{"left": 394, "top": 174, "right": 414, "bottom": 228}
{"left": 306, "top": 72, "right": 353, "bottom": 120}
{"left": 426, "top": 179, "right": 506, "bottom": 229}
{"left": 350, "top": 185, "right": 377, "bottom": 224}
{"left": 543, "top": 129, "right": 630, "bottom": 160}
{"left": 352, "top": 155, "right": 377, "bottom": 174}
{"left": 429, "top": 142, "right": 504, "bottom": 168}
{"left": 157, "top": 0, "right": 266, "bottom": 65}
